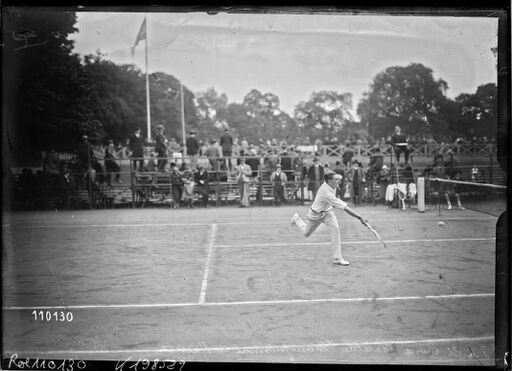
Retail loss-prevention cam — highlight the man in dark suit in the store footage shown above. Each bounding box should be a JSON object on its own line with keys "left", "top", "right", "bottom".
{"left": 220, "top": 128, "right": 234, "bottom": 171}
{"left": 129, "top": 127, "right": 145, "bottom": 172}
{"left": 186, "top": 130, "right": 200, "bottom": 170}
{"left": 307, "top": 157, "right": 324, "bottom": 200}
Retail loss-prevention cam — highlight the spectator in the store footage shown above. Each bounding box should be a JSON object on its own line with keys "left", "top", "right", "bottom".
{"left": 170, "top": 163, "right": 183, "bottom": 208}
{"left": 390, "top": 125, "right": 410, "bottom": 164}
{"left": 346, "top": 160, "right": 365, "bottom": 205}
{"left": 375, "top": 164, "right": 391, "bottom": 204}
{"left": 206, "top": 139, "right": 222, "bottom": 172}
{"left": 279, "top": 147, "right": 294, "bottom": 181}
{"left": 333, "top": 161, "right": 346, "bottom": 199}
{"left": 342, "top": 144, "right": 354, "bottom": 167}
{"left": 145, "top": 152, "right": 157, "bottom": 172}
{"left": 181, "top": 163, "right": 195, "bottom": 208}
{"left": 220, "top": 128, "right": 234, "bottom": 172}
{"left": 186, "top": 130, "right": 200, "bottom": 170}
{"left": 155, "top": 125, "right": 168, "bottom": 172}
{"left": 168, "top": 138, "right": 180, "bottom": 153}
{"left": 194, "top": 165, "right": 209, "bottom": 207}
{"left": 307, "top": 157, "right": 324, "bottom": 200}
{"left": 129, "top": 127, "right": 145, "bottom": 172}
{"left": 104, "top": 140, "right": 122, "bottom": 185}
{"left": 270, "top": 164, "right": 287, "bottom": 207}
{"left": 232, "top": 137, "right": 241, "bottom": 157}
{"left": 76, "top": 135, "right": 93, "bottom": 174}
{"left": 236, "top": 157, "right": 252, "bottom": 208}
{"left": 43, "top": 150, "right": 61, "bottom": 179}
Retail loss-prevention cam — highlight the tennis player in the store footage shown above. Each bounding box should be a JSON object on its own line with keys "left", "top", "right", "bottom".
{"left": 290, "top": 172, "right": 369, "bottom": 266}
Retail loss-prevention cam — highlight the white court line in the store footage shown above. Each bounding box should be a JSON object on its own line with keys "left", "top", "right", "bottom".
{"left": 198, "top": 224, "right": 217, "bottom": 304}
{"left": 214, "top": 237, "right": 496, "bottom": 248}
{"left": 2, "top": 217, "right": 497, "bottom": 229}
{"left": 3, "top": 293, "right": 494, "bottom": 310}
{"left": 4, "top": 335, "right": 494, "bottom": 355}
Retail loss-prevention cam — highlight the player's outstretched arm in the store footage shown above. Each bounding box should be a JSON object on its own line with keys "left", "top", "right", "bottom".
{"left": 344, "top": 206, "right": 368, "bottom": 225}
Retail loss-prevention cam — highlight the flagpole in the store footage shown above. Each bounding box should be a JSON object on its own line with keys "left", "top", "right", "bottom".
{"left": 144, "top": 14, "right": 151, "bottom": 143}
{"left": 180, "top": 82, "right": 187, "bottom": 157}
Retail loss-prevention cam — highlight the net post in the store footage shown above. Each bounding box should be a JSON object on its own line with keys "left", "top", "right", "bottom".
{"left": 417, "top": 177, "right": 425, "bottom": 212}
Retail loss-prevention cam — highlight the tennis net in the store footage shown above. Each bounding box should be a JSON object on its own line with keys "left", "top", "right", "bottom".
{"left": 429, "top": 177, "right": 508, "bottom": 217}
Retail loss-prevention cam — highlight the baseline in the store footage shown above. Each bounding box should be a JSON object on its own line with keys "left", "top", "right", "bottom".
{"left": 3, "top": 292, "right": 494, "bottom": 310}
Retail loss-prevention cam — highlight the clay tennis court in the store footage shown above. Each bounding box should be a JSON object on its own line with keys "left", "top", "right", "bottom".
{"left": 2, "top": 204, "right": 500, "bottom": 365}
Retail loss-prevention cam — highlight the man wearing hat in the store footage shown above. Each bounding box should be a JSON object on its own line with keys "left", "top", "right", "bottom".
{"left": 186, "top": 130, "right": 200, "bottom": 170}
{"left": 290, "top": 172, "right": 369, "bottom": 266}
{"left": 270, "top": 163, "right": 287, "bottom": 206}
{"left": 155, "top": 124, "right": 168, "bottom": 171}
{"left": 307, "top": 157, "right": 324, "bottom": 200}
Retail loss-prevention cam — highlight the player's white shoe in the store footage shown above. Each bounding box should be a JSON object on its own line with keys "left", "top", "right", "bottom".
{"left": 333, "top": 258, "right": 350, "bottom": 266}
{"left": 290, "top": 213, "right": 299, "bottom": 226}
{"left": 447, "top": 204, "right": 452, "bottom": 210}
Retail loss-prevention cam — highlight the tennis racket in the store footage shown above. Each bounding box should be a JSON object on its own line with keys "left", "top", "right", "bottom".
{"left": 363, "top": 221, "right": 387, "bottom": 248}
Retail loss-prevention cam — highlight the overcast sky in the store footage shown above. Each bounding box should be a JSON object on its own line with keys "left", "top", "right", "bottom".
{"left": 70, "top": 10, "right": 498, "bottom": 119}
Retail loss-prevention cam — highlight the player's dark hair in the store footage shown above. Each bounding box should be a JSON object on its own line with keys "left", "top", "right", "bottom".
{"left": 324, "top": 172, "right": 335, "bottom": 182}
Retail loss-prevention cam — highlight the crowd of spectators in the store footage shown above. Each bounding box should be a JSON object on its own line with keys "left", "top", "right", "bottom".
{"left": 8, "top": 124, "right": 498, "bottom": 211}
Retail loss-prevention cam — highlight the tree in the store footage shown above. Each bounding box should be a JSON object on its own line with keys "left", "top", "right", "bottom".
{"left": 455, "top": 83, "right": 497, "bottom": 138}
{"left": 80, "top": 53, "right": 198, "bottom": 146}
{"left": 194, "top": 88, "right": 229, "bottom": 139}
{"left": 2, "top": 7, "right": 89, "bottom": 159}
{"left": 357, "top": 63, "right": 449, "bottom": 139}
{"left": 241, "top": 89, "right": 295, "bottom": 141}
{"left": 294, "top": 90, "right": 353, "bottom": 140}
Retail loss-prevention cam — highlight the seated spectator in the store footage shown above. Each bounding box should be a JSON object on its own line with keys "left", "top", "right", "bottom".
{"left": 43, "top": 150, "right": 61, "bottom": 183}
{"left": 375, "top": 164, "right": 391, "bottom": 204}
{"left": 104, "top": 140, "right": 122, "bottom": 185}
{"left": 194, "top": 165, "right": 209, "bottom": 207}
{"left": 181, "top": 163, "right": 195, "bottom": 208}
{"left": 170, "top": 163, "right": 183, "bottom": 208}
{"left": 145, "top": 152, "right": 158, "bottom": 172}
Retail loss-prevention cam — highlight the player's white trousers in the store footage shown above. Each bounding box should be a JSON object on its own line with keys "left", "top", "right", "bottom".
{"left": 294, "top": 210, "right": 344, "bottom": 260}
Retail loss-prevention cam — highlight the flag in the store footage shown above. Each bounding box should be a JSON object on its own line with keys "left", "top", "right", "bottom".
{"left": 130, "top": 18, "right": 146, "bottom": 56}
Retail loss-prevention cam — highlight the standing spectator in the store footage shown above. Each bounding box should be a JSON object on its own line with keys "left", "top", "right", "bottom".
{"left": 236, "top": 157, "right": 252, "bottom": 208}
{"left": 104, "top": 140, "right": 122, "bottom": 185}
{"left": 186, "top": 130, "right": 200, "bottom": 170}
{"left": 342, "top": 143, "right": 354, "bottom": 167}
{"left": 333, "top": 161, "right": 345, "bottom": 199}
{"left": 347, "top": 160, "right": 365, "bottom": 205}
{"left": 194, "top": 165, "right": 209, "bottom": 207}
{"left": 129, "top": 127, "right": 145, "bottom": 172}
{"left": 76, "top": 135, "right": 93, "bottom": 174}
{"left": 375, "top": 164, "right": 391, "bottom": 204}
{"left": 170, "top": 163, "right": 183, "bottom": 208}
{"left": 220, "top": 128, "right": 234, "bottom": 172}
{"left": 155, "top": 125, "right": 168, "bottom": 171}
{"left": 270, "top": 164, "right": 287, "bottom": 206}
{"left": 307, "top": 157, "right": 324, "bottom": 200}
{"left": 206, "top": 139, "right": 221, "bottom": 172}
{"left": 390, "top": 126, "right": 410, "bottom": 165}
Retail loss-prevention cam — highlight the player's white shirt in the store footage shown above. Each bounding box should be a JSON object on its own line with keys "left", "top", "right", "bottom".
{"left": 310, "top": 182, "right": 348, "bottom": 213}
